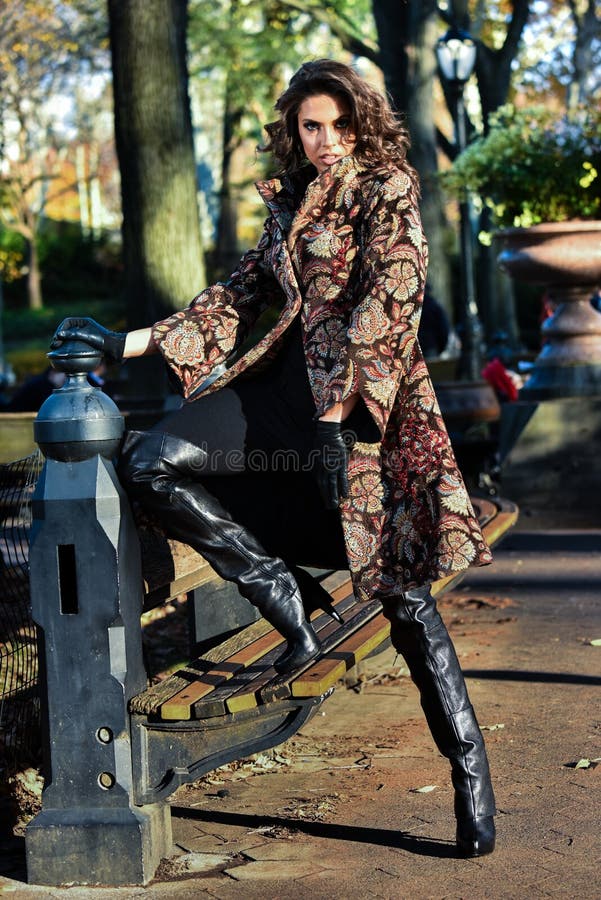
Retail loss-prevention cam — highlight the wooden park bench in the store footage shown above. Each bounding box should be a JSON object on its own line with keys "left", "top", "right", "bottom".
{"left": 1, "top": 457, "right": 516, "bottom": 794}
{"left": 129, "top": 495, "right": 518, "bottom": 804}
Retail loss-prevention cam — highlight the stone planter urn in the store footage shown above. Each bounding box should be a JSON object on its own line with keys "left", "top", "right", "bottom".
{"left": 497, "top": 221, "right": 601, "bottom": 399}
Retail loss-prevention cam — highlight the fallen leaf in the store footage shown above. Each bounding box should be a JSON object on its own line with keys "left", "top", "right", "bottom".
{"left": 411, "top": 784, "right": 437, "bottom": 793}
{"left": 480, "top": 723, "right": 505, "bottom": 731}
{"left": 273, "top": 753, "right": 292, "bottom": 766}
{"left": 15, "top": 768, "right": 43, "bottom": 797}
{"left": 564, "top": 758, "right": 601, "bottom": 769}
{"left": 589, "top": 638, "right": 601, "bottom": 646}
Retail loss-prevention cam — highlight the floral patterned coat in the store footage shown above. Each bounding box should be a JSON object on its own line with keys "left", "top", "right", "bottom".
{"left": 151, "top": 155, "right": 492, "bottom": 601}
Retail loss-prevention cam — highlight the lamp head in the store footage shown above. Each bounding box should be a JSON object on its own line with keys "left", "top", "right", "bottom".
{"left": 436, "top": 27, "right": 477, "bottom": 85}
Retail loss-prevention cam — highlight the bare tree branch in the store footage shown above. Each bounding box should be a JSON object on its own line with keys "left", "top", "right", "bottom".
{"left": 435, "top": 125, "right": 455, "bottom": 161}
{"left": 501, "top": 0, "right": 531, "bottom": 58}
{"left": 475, "top": 0, "right": 532, "bottom": 124}
{"left": 277, "top": 0, "right": 380, "bottom": 64}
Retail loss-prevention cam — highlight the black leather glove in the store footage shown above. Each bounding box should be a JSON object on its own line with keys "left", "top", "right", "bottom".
{"left": 312, "top": 420, "right": 352, "bottom": 510}
{"left": 50, "top": 317, "right": 127, "bottom": 363}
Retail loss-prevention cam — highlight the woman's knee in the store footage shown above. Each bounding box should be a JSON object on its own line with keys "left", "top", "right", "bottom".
{"left": 117, "top": 429, "right": 165, "bottom": 492}
{"left": 118, "top": 429, "right": 210, "bottom": 492}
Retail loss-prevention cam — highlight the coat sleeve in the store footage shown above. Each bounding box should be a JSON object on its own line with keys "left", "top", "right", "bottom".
{"left": 318, "top": 171, "right": 429, "bottom": 438}
{"left": 151, "top": 217, "right": 281, "bottom": 398}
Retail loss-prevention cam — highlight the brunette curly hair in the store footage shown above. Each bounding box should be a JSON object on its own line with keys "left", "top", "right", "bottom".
{"left": 261, "top": 59, "right": 413, "bottom": 176}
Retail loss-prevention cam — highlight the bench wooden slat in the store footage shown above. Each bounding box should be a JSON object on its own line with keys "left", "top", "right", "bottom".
{"left": 159, "top": 627, "right": 289, "bottom": 720}
{"left": 131, "top": 616, "right": 275, "bottom": 715}
{"left": 156, "top": 580, "right": 356, "bottom": 721}
{"left": 190, "top": 593, "right": 359, "bottom": 719}
{"left": 257, "top": 593, "right": 370, "bottom": 706}
{"left": 291, "top": 610, "right": 390, "bottom": 698}
{"left": 470, "top": 497, "right": 498, "bottom": 527}
{"left": 132, "top": 579, "right": 354, "bottom": 717}
{"left": 158, "top": 671, "right": 240, "bottom": 721}
{"left": 480, "top": 505, "right": 519, "bottom": 546}
{"left": 141, "top": 532, "right": 214, "bottom": 608}
{"left": 319, "top": 573, "right": 354, "bottom": 602}
{"left": 187, "top": 658, "right": 282, "bottom": 719}
{"left": 226, "top": 592, "right": 359, "bottom": 714}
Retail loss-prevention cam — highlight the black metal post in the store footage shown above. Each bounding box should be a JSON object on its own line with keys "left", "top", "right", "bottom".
{"left": 452, "top": 85, "right": 484, "bottom": 382}
{"left": 25, "top": 340, "right": 172, "bottom": 886}
{"left": 0, "top": 277, "right": 5, "bottom": 386}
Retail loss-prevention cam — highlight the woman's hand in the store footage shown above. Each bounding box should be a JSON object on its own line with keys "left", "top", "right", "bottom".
{"left": 312, "top": 420, "right": 351, "bottom": 510}
{"left": 51, "top": 319, "right": 156, "bottom": 360}
{"left": 51, "top": 317, "right": 127, "bottom": 363}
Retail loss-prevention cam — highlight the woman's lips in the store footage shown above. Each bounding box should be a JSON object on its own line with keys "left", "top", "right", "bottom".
{"left": 320, "top": 154, "right": 340, "bottom": 166}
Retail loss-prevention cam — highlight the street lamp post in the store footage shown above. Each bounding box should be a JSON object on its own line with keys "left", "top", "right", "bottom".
{"left": 436, "top": 27, "right": 484, "bottom": 382}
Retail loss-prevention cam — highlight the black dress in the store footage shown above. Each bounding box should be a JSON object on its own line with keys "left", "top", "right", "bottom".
{"left": 148, "top": 316, "right": 377, "bottom": 569}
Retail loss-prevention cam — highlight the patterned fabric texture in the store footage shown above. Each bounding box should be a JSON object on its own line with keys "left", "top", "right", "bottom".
{"left": 152, "top": 155, "right": 492, "bottom": 601}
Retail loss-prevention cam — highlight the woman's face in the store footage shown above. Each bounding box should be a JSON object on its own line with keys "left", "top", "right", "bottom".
{"left": 297, "top": 94, "right": 357, "bottom": 173}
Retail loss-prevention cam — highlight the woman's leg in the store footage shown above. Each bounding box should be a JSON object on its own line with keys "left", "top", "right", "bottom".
{"left": 381, "top": 586, "right": 496, "bottom": 857}
{"left": 118, "top": 428, "right": 320, "bottom": 673}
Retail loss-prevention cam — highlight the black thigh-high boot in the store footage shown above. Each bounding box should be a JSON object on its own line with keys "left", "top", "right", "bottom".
{"left": 381, "top": 586, "right": 496, "bottom": 857}
{"left": 118, "top": 430, "right": 321, "bottom": 674}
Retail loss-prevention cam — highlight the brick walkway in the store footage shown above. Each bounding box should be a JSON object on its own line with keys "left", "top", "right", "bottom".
{"left": 1, "top": 527, "right": 600, "bottom": 898}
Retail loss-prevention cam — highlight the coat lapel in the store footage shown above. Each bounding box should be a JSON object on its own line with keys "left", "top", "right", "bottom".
{"left": 256, "top": 156, "right": 367, "bottom": 258}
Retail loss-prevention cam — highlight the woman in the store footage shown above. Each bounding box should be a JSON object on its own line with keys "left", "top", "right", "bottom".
{"left": 52, "top": 60, "right": 496, "bottom": 857}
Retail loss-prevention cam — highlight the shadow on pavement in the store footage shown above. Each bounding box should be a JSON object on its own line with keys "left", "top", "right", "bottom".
{"left": 466, "top": 575, "right": 601, "bottom": 589}
{"left": 0, "top": 814, "right": 459, "bottom": 889}
{"left": 464, "top": 668, "right": 601, "bottom": 685}
{"left": 498, "top": 532, "right": 601, "bottom": 553}
{"left": 169, "top": 806, "right": 459, "bottom": 858}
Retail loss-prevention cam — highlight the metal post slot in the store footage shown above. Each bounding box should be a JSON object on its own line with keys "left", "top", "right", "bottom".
{"left": 57, "top": 543, "right": 78, "bottom": 615}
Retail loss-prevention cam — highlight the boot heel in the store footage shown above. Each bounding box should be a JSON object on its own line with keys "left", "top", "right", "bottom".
{"left": 290, "top": 566, "right": 345, "bottom": 624}
{"left": 456, "top": 815, "right": 496, "bottom": 857}
{"left": 320, "top": 599, "right": 344, "bottom": 624}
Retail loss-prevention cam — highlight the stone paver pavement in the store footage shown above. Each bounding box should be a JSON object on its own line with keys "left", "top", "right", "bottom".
{"left": 1, "top": 527, "right": 599, "bottom": 898}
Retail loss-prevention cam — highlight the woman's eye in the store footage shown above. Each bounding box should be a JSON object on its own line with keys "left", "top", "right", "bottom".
{"left": 337, "top": 119, "right": 350, "bottom": 129}
{"left": 304, "top": 122, "right": 318, "bottom": 132}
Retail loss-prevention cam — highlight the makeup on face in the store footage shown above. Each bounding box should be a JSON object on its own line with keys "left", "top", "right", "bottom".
{"left": 297, "top": 94, "right": 357, "bottom": 173}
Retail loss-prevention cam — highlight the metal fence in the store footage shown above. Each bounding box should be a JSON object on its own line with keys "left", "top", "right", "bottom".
{"left": 0, "top": 451, "right": 44, "bottom": 777}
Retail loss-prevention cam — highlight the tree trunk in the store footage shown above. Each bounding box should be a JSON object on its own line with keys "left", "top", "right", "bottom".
{"left": 214, "top": 70, "right": 244, "bottom": 277}
{"left": 26, "top": 236, "right": 43, "bottom": 311}
{"left": 468, "top": 0, "right": 530, "bottom": 347}
{"left": 478, "top": 209, "right": 521, "bottom": 347}
{"left": 372, "top": 0, "right": 453, "bottom": 317}
{"left": 108, "top": 0, "right": 205, "bottom": 334}
{"left": 567, "top": 0, "right": 601, "bottom": 109}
